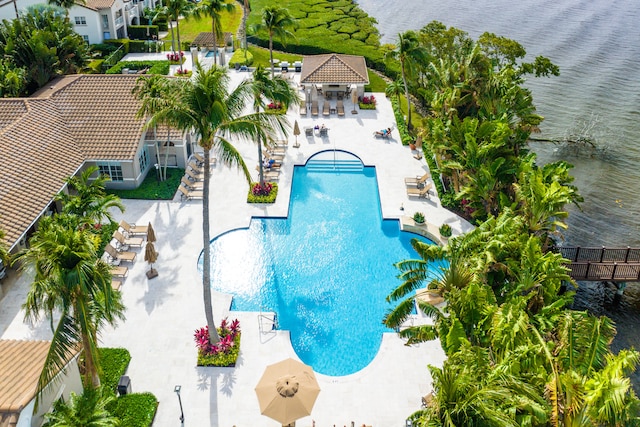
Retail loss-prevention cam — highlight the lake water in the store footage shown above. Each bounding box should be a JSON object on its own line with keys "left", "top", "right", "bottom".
{"left": 356, "top": 0, "right": 640, "bottom": 387}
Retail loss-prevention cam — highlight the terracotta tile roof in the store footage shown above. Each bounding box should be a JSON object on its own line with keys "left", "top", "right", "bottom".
{"left": 0, "top": 75, "right": 151, "bottom": 249}
{"left": 300, "top": 54, "right": 369, "bottom": 85}
{"left": 0, "top": 99, "right": 84, "bottom": 247}
{"left": 48, "top": 75, "right": 146, "bottom": 161}
{"left": 0, "top": 340, "right": 50, "bottom": 419}
{"left": 84, "top": 0, "right": 116, "bottom": 10}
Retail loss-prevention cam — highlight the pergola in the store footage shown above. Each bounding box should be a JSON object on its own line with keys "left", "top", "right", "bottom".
{"left": 299, "top": 54, "right": 369, "bottom": 98}
{"left": 190, "top": 32, "right": 233, "bottom": 49}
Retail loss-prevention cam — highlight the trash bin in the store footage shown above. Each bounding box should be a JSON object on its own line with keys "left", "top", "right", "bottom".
{"left": 117, "top": 375, "right": 131, "bottom": 395}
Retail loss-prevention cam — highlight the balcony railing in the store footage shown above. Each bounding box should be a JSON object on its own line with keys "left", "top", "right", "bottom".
{"left": 115, "top": 16, "right": 124, "bottom": 27}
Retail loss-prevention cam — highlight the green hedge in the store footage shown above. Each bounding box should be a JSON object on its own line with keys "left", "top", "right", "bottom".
{"left": 128, "top": 25, "right": 159, "bottom": 40}
{"left": 391, "top": 96, "right": 413, "bottom": 146}
{"left": 109, "top": 393, "right": 158, "bottom": 427}
{"left": 105, "top": 60, "right": 170, "bottom": 75}
{"left": 99, "top": 348, "right": 131, "bottom": 395}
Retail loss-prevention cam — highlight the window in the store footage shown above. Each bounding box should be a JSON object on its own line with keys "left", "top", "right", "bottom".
{"left": 101, "top": 14, "right": 109, "bottom": 30}
{"left": 74, "top": 16, "right": 87, "bottom": 25}
{"left": 138, "top": 147, "right": 149, "bottom": 172}
{"left": 103, "top": 32, "right": 111, "bottom": 40}
{"left": 97, "top": 162, "right": 123, "bottom": 181}
{"left": 82, "top": 35, "right": 89, "bottom": 43}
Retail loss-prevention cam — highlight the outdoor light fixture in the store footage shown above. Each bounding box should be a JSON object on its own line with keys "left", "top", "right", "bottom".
{"left": 174, "top": 385, "right": 184, "bottom": 423}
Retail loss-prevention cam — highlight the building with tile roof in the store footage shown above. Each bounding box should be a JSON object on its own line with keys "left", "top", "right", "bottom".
{"left": 0, "top": 74, "right": 192, "bottom": 252}
{"left": 0, "top": 340, "right": 82, "bottom": 427}
{"left": 300, "top": 54, "right": 370, "bottom": 99}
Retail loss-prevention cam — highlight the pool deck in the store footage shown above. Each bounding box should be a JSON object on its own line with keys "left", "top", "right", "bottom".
{"left": 0, "top": 61, "right": 473, "bottom": 427}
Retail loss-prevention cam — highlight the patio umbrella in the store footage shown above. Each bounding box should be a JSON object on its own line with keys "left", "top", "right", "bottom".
{"left": 147, "top": 222, "right": 156, "bottom": 243}
{"left": 255, "top": 358, "right": 320, "bottom": 426}
{"left": 311, "top": 85, "right": 317, "bottom": 102}
{"left": 351, "top": 86, "right": 358, "bottom": 114}
{"left": 145, "top": 242, "right": 158, "bottom": 279}
{"left": 293, "top": 120, "right": 300, "bottom": 148}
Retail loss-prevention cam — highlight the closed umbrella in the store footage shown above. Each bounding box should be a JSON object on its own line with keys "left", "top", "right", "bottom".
{"left": 255, "top": 358, "right": 320, "bottom": 426}
{"left": 293, "top": 121, "right": 301, "bottom": 148}
{"left": 147, "top": 222, "right": 156, "bottom": 243}
{"left": 351, "top": 86, "right": 358, "bottom": 114}
{"left": 311, "top": 85, "right": 317, "bottom": 102}
{"left": 145, "top": 242, "right": 158, "bottom": 279}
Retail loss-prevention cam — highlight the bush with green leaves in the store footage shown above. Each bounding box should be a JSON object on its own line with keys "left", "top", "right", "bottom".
{"left": 107, "top": 168, "right": 184, "bottom": 200}
{"left": 106, "top": 60, "right": 170, "bottom": 75}
{"left": 108, "top": 393, "right": 158, "bottom": 427}
{"left": 439, "top": 223, "right": 452, "bottom": 237}
{"left": 247, "top": 182, "right": 278, "bottom": 203}
{"left": 413, "top": 212, "right": 425, "bottom": 224}
{"left": 99, "top": 348, "right": 131, "bottom": 395}
{"left": 229, "top": 49, "right": 254, "bottom": 67}
{"left": 391, "top": 96, "right": 413, "bottom": 146}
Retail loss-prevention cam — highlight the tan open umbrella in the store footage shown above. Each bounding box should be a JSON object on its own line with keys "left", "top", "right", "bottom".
{"left": 293, "top": 121, "right": 301, "bottom": 148}
{"left": 255, "top": 358, "right": 320, "bottom": 426}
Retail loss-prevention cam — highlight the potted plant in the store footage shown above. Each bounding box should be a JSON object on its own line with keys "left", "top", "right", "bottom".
{"left": 439, "top": 223, "right": 452, "bottom": 238}
{"left": 413, "top": 212, "right": 425, "bottom": 225}
{"left": 409, "top": 139, "right": 416, "bottom": 150}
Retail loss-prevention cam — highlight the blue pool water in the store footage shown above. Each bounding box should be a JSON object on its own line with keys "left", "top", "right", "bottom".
{"left": 201, "top": 152, "right": 438, "bottom": 376}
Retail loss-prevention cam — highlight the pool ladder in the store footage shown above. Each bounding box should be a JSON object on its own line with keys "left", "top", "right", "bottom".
{"left": 258, "top": 310, "right": 278, "bottom": 334}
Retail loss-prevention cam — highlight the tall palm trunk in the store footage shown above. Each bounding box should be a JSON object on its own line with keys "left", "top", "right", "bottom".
{"left": 212, "top": 19, "right": 218, "bottom": 66}
{"left": 79, "top": 323, "right": 100, "bottom": 388}
{"left": 401, "top": 60, "right": 412, "bottom": 130}
{"left": 243, "top": 0, "right": 249, "bottom": 51}
{"left": 176, "top": 20, "right": 184, "bottom": 73}
{"left": 202, "top": 148, "right": 220, "bottom": 344}
{"left": 168, "top": 20, "right": 176, "bottom": 52}
{"left": 268, "top": 34, "right": 274, "bottom": 77}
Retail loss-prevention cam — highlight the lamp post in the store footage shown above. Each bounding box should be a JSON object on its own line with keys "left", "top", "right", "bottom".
{"left": 174, "top": 385, "right": 184, "bottom": 424}
{"left": 154, "top": 163, "right": 160, "bottom": 184}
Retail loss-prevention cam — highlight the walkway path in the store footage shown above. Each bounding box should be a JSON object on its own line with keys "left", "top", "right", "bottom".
{"left": 0, "top": 67, "right": 473, "bottom": 427}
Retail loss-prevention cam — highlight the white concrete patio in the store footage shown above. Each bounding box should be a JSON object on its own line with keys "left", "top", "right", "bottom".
{"left": 0, "top": 67, "right": 473, "bottom": 427}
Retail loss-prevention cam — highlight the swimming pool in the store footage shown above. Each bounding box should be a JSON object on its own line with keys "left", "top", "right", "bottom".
{"left": 201, "top": 152, "right": 437, "bottom": 376}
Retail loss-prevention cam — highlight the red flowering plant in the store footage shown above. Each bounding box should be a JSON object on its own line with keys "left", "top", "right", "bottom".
{"left": 194, "top": 318, "right": 241, "bottom": 366}
{"left": 166, "top": 51, "right": 184, "bottom": 63}
{"left": 358, "top": 95, "right": 377, "bottom": 110}
{"left": 248, "top": 182, "right": 278, "bottom": 203}
{"left": 175, "top": 68, "right": 191, "bottom": 77}
{"left": 266, "top": 101, "right": 284, "bottom": 111}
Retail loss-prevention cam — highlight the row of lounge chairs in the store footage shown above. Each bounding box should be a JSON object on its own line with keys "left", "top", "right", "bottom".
{"left": 179, "top": 154, "right": 214, "bottom": 200}
{"left": 258, "top": 142, "right": 288, "bottom": 182}
{"left": 304, "top": 100, "right": 345, "bottom": 117}
{"left": 104, "top": 220, "right": 150, "bottom": 290}
{"left": 405, "top": 173, "right": 433, "bottom": 199}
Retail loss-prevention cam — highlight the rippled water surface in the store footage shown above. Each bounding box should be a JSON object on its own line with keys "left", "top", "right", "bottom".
{"left": 356, "top": 0, "right": 640, "bottom": 387}
{"left": 202, "top": 156, "right": 438, "bottom": 376}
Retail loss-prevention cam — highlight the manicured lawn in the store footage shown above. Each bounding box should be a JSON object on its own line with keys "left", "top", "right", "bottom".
{"left": 162, "top": 0, "right": 242, "bottom": 47}
{"left": 366, "top": 69, "right": 387, "bottom": 92}
{"left": 247, "top": 46, "right": 303, "bottom": 68}
{"left": 107, "top": 168, "right": 184, "bottom": 200}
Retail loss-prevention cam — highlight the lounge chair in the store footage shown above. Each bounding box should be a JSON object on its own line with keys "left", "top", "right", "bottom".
{"left": 319, "top": 127, "right": 328, "bottom": 137}
{"left": 111, "top": 280, "right": 122, "bottom": 291}
{"left": 188, "top": 161, "right": 204, "bottom": 174}
{"left": 193, "top": 152, "right": 216, "bottom": 167}
{"left": 311, "top": 100, "right": 318, "bottom": 116}
{"left": 336, "top": 100, "right": 345, "bottom": 116}
{"left": 185, "top": 168, "right": 203, "bottom": 182}
{"left": 404, "top": 173, "right": 430, "bottom": 188}
{"left": 263, "top": 170, "right": 280, "bottom": 182}
{"left": 300, "top": 105, "right": 307, "bottom": 117}
{"left": 322, "top": 101, "right": 330, "bottom": 116}
{"left": 105, "top": 243, "right": 136, "bottom": 263}
{"left": 181, "top": 176, "right": 204, "bottom": 190}
{"left": 406, "top": 183, "right": 433, "bottom": 199}
{"left": 265, "top": 151, "right": 285, "bottom": 161}
{"left": 113, "top": 230, "right": 143, "bottom": 248}
{"left": 305, "top": 127, "right": 313, "bottom": 137}
{"left": 119, "top": 220, "right": 148, "bottom": 237}
{"left": 178, "top": 184, "right": 203, "bottom": 200}
{"left": 110, "top": 266, "right": 128, "bottom": 278}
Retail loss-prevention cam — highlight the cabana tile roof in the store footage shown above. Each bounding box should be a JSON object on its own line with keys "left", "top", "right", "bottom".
{"left": 300, "top": 54, "right": 369, "bottom": 85}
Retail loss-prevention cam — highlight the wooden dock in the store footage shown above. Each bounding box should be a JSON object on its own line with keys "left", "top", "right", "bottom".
{"left": 559, "top": 246, "right": 640, "bottom": 282}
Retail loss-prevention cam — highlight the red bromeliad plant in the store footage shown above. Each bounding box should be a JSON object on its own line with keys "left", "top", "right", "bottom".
{"left": 267, "top": 101, "right": 283, "bottom": 110}
{"left": 194, "top": 318, "right": 241, "bottom": 356}
{"left": 252, "top": 182, "right": 273, "bottom": 196}
{"left": 166, "top": 51, "right": 184, "bottom": 62}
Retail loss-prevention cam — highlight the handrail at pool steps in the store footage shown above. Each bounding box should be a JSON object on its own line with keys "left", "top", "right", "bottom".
{"left": 306, "top": 158, "right": 363, "bottom": 172}
{"left": 400, "top": 216, "right": 448, "bottom": 246}
{"left": 258, "top": 310, "right": 278, "bottom": 334}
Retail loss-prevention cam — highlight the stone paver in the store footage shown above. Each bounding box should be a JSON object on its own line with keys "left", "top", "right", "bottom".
{"left": 0, "top": 64, "right": 473, "bottom": 427}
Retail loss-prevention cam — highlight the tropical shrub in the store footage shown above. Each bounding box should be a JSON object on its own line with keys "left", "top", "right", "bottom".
{"left": 358, "top": 95, "right": 377, "bottom": 110}
{"left": 391, "top": 96, "right": 413, "bottom": 146}
{"left": 247, "top": 182, "right": 278, "bottom": 203}
{"left": 439, "top": 223, "right": 452, "bottom": 237}
{"left": 99, "top": 348, "right": 131, "bottom": 395}
{"left": 413, "top": 212, "right": 425, "bottom": 224}
{"left": 108, "top": 393, "right": 158, "bottom": 427}
{"left": 166, "top": 51, "right": 185, "bottom": 63}
{"left": 195, "top": 318, "right": 241, "bottom": 366}
{"left": 175, "top": 68, "right": 191, "bottom": 77}
{"left": 229, "top": 49, "right": 254, "bottom": 67}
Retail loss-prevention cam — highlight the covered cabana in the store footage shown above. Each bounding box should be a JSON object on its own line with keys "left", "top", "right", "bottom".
{"left": 299, "top": 54, "right": 369, "bottom": 101}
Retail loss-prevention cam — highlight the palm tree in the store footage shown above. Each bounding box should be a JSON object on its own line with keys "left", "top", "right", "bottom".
{"left": 18, "top": 214, "right": 125, "bottom": 394}
{"left": 250, "top": 6, "right": 297, "bottom": 77}
{"left": 248, "top": 65, "right": 301, "bottom": 184}
{"left": 193, "top": 0, "right": 234, "bottom": 66}
{"left": 48, "top": 0, "right": 85, "bottom": 22}
{"left": 242, "top": 0, "right": 250, "bottom": 51}
{"left": 56, "top": 166, "right": 125, "bottom": 225}
{"left": 162, "top": 0, "right": 194, "bottom": 72}
{"left": 386, "top": 31, "right": 428, "bottom": 130}
{"left": 43, "top": 389, "right": 119, "bottom": 427}
{"left": 135, "top": 64, "right": 289, "bottom": 344}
